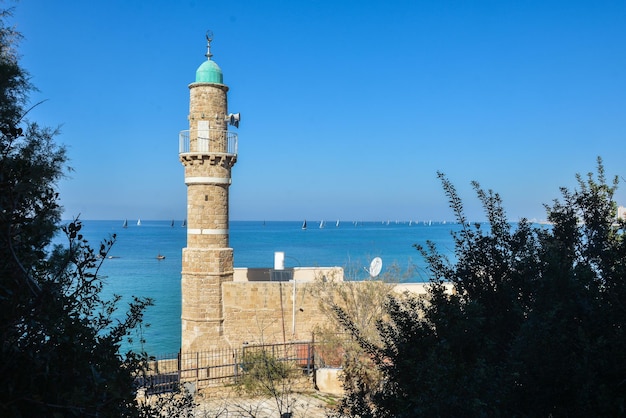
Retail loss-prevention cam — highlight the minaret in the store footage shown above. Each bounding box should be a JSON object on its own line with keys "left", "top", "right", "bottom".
{"left": 179, "top": 32, "right": 239, "bottom": 352}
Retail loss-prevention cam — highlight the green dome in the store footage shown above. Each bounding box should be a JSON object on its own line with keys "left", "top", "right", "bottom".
{"left": 195, "top": 59, "right": 223, "bottom": 84}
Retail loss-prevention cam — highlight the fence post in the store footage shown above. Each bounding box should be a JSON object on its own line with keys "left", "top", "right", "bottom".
{"left": 177, "top": 351, "right": 182, "bottom": 384}
{"left": 196, "top": 351, "right": 199, "bottom": 384}
{"left": 306, "top": 342, "right": 311, "bottom": 375}
{"left": 312, "top": 333, "right": 316, "bottom": 388}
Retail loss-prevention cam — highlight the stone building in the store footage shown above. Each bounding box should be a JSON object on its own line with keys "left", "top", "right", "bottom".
{"left": 177, "top": 34, "right": 443, "bottom": 354}
{"left": 179, "top": 32, "right": 238, "bottom": 352}
{"left": 178, "top": 34, "right": 345, "bottom": 352}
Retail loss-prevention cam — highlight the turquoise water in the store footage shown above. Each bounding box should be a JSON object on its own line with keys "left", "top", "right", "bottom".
{"left": 60, "top": 220, "right": 462, "bottom": 355}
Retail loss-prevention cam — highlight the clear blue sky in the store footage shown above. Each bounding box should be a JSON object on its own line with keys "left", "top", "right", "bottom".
{"left": 12, "top": 0, "right": 626, "bottom": 222}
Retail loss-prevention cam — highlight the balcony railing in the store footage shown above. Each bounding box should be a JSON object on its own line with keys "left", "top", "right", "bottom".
{"left": 179, "top": 130, "right": 238, "bottom": 156}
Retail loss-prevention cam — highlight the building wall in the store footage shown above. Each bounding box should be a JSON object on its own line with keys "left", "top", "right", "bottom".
{"left": 221, "top": 267, "right": 343, "bottom": 347}
{"left": 188, "top": 83, "right": 228, "bottom": 131}
{"left": 208, "top": 267, "right": 440, "bottom": 350}
{"left": 222, "top": 281, "right": 326, "bottom": 346}
{"left": 181, "top": 81, "right": 235, "bottom": 352}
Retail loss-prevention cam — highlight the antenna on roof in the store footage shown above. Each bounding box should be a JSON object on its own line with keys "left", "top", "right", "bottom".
{"left": 205, "top": 30, "right": 214, "bottom": 60}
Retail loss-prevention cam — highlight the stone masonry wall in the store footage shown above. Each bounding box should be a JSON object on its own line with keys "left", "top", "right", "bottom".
{"left": 189, "top": 83, "right": 228, "bottom": 131}
{"left": 181, "top": 81, "right": 234, "bottom": 352}
{"left": 221, "top": 282, "right": 329, "bottom": 348}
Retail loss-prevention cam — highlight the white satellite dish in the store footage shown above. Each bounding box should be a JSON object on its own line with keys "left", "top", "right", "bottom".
{"left": 369, "top": 257, "right": 383, "bottom": 278}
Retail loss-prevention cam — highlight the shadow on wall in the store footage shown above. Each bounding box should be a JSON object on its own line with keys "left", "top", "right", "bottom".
{"left": 233, "top": 267, "right": 344, "bottom": 283}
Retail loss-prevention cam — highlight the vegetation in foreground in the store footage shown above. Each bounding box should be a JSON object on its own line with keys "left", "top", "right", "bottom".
{"left": 3, "top": 2, "right": 625, "bottom": 417}
{"left": 0, "top": 6, "right": 194, "bottom": 417}
{"left": 330, "top": 159, "right": 626, "bottom": 417}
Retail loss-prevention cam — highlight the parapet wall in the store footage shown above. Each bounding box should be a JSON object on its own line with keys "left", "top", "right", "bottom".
{"left": 218, "top": 267, "right": 444, "bottom": 349}
{"left": 223, "top": 267, "right": 343, "bottom": 347}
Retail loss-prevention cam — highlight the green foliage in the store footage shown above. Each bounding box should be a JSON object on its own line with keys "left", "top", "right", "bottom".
{"left": 333, "top": 158, "right": 626, "bottom": 417}
{"left": 1, "top": 218, "right": 158, "bottom": 417}
{"left": 312, "top": 267, "right": 397, "bottom": 410}
{"left": 135, "top": 390, "right": 196, "bottom": 418}
{"left": 238, "top": 350, "right": 297, "bottom": 396}
{"left": 313, "top": 268, "right": 396, "bottom": 343}
{"left": 237, "top": 349, "right": 299, "bottom": 416}
{"left": 0, "top": 7, "right": 191, "bottom": 416}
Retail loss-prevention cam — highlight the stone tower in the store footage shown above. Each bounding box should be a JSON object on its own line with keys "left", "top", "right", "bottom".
{"left": 179, "top": 32, "right": 238, "bottom": 352}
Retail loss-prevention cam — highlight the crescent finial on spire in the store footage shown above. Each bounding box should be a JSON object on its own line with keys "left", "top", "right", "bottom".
{"left": 205, "top": 30, "right": 214, "bottom": 60}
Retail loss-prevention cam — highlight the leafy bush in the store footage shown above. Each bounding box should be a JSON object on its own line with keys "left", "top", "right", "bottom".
{"left": 333, "top": 158, "right": 626, "bottom": 417}
{"left": 238, "top": 350, "right": 298, "bottom": 396}
{"left": 0, "top": 7, "right": 191, "bottom": 416}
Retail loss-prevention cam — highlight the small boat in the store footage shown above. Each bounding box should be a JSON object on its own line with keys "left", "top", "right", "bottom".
{"left": 302, "top": 220, "right": 307, "bottom": 230}
{"left": 181, "top": 219, "right": 187, "bottom": 228}
{"left": 137, "top": 219, "right": 141, "bottom": 226}
{"left": 123, "top": 219, "right": 128, "bottom": 228}
{"left": 156, "top": 253, "right": 165, "bottom": 260}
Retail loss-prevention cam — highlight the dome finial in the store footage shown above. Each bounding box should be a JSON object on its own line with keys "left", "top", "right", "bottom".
{"left": 194, "top": 29, "right": 224, "bottom": 84}
{"left": 205, "top": 30, "right": 214, "bottom": 60}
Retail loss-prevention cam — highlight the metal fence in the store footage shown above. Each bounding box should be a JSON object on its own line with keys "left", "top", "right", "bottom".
{"left": 136, "top": 341, "right": 315, "bottom": 395}
{"left": 243, "top": 341, "right": 314, "bottom": 374}
{"left": 178, "top": 129, "right": 238, "bottom": 155}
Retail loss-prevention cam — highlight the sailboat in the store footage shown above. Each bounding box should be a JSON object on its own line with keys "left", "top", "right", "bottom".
{"left": 302, "top": 220, "right": 307, "bottom": 230}
{"left": 181, "top": 219, "right": 187, "bottom": 227}
{"left": 170, "top": 219, "right": 174, "bottom": 227}
{"left": 319, "top": 220, "right": 325, "bottom": 228}
{"left": 336, "top": 220, "right": 340, "bottom": 227}
{"left": 137, "top": 219, "right": 141, "bottom": 226}
{"left": 122, "top": 219, "right": 128, "bottom": 228}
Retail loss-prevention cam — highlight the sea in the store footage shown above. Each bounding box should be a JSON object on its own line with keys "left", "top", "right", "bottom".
{"left": 57, "top": 219, "right": 463, "bottom": 355}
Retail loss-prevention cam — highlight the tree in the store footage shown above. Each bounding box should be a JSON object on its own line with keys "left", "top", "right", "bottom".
{"left": 0, "top": 7, "right": 191, "bottom": 417}
{"left": 312, "top": 265, "right": 398, "bottom": 413}
{"left": 333, "top": 158, "right": 626, "bottom": 417}
{"left": 237, "top": 348, "right": 300, "bottom": 417}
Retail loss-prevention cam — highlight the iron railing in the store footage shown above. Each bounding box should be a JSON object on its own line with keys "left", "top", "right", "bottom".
{"left": 136, "top": 341, "right": 314, "bottom": 395}
{"left": 178, "top": 129, "right": 238, "bottom": 156}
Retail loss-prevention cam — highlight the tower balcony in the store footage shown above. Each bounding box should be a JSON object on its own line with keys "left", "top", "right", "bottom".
{"left": 179, "top": 129, "right": 238, "bottom": 157}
